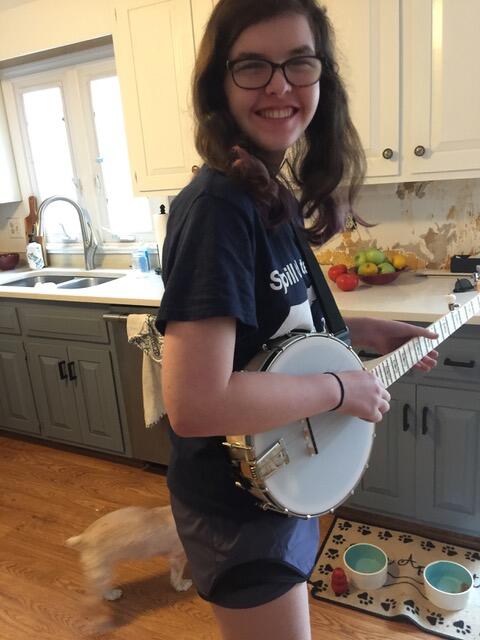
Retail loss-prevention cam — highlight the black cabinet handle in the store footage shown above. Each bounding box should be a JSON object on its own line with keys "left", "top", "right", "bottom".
{"left": 422, "top": 407, "right": 428, "bottom": 435}
{"left": 58, "top": 360, "right": 68, "bottom": 380}
{"left": 67, "top": 361, "right": 77, "bottom": 381}
{"left": 402, "top": 404, "right": 411, "bottom": 432}
{"left": 443, "top": 357, "right": 475, "bottom": 368}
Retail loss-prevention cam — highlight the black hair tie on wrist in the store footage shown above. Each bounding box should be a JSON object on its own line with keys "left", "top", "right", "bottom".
{"left": 325, "top": 371, "right": 344, "bottom": 411}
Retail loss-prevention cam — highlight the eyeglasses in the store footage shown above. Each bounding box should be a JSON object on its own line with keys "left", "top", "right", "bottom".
{"left": 226, "top": 55, "right": 322, "bottom": 90}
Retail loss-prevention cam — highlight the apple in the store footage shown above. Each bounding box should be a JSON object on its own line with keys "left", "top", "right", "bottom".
{"left": 378, "top": 261, "right": 396, "bottom": 274}
{"left": 336, "top": 272, "right": 359, "bottom": 291}
{"left": 357, "top": 262, "right": 378, "bottom": 276}
{"left": 353, "top": 251, "right": 367, "bottom": 268}
{"left": 365, "top": 248, "right": 386, "bottom": 265}
{"left": 327, "top": 264, "right": 348, "bottom": 282}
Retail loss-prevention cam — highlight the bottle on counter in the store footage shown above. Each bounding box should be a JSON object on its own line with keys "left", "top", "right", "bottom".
{"left": 26, "top": 234, "right": 45, "bottom": 270}
{"left": 131, "top": 246, "right": 150, "bottom": 275}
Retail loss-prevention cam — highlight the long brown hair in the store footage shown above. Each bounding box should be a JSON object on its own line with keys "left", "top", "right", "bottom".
{"left": 193, "top": 0, "right": 367, "bottom": 245}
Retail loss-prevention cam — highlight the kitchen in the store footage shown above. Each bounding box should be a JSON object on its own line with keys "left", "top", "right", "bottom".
{"left": 1, "top": 1, "right": 480, "bottom": 639}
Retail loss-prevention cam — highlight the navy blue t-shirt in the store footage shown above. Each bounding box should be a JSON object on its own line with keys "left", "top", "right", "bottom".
{"left": 156, "top": 165, "right": 324, "bottom": 517}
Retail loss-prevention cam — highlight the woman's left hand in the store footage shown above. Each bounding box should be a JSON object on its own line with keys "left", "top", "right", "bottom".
{"left": 347, "top": 317, "right": 439, "bottom": 372}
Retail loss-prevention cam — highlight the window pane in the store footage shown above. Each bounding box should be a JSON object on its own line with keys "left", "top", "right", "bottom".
{"left": 22, "top": 86, "right": 80, "bottom": 241}
{"left": 90, "top": 76, "right": 151, "bottom": 237}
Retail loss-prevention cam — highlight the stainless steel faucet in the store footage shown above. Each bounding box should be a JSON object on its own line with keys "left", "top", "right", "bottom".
{"left": 37, "top": 196, "right": 98, "bottom": 270}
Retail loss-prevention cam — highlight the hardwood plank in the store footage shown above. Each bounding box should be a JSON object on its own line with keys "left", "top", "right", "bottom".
{"left": 0, "top": 433, "right": 435, "bottom": 639}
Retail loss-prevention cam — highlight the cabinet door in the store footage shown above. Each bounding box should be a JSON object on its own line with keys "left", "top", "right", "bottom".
{"left": 0, "top": 337, "right": 39, "bottom": 434}
{"left": 68, "top": 345, "right": 125, "bottom": 453}
{"left": 321, "top": 0, "right": 400, "bottom": 180}
{"left": 25, "top": 341, "right": 82, "bottom": 443}
{"left": 416, "top": 385, "right": 480, "bottom": 535}
{"left": 403, "top": 0, "right": 480, "bottom": 178}
{"left": 348, "top": 382, "right": 416, "bottom": 517}
{"left": 113, "top": 0, "right": 199, "bottom": 193}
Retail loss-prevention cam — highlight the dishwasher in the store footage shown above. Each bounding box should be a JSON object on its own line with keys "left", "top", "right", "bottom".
{"left": 105, "top": 307, "right": 171, "bottom": 466}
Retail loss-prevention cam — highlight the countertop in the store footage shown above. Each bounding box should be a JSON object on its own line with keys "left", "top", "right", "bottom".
{"left": 328, "top": 270, "right": 480, "bottom": 325}
{"left": 0, "top": 266, "right": 478, "bottom": 325}
{"left": 0, "top": 267, "right": 164, "bottom": 307}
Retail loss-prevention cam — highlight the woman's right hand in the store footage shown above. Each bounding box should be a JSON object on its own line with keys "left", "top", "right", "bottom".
{"left": 334, "top": 370, "right": 390, "bottom": 423}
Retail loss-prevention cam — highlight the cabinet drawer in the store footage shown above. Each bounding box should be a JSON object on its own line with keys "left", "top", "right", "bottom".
{"left": 19, "top": 304, "right": 109, "bottom": 343}
{"left": 0, "top": 305, "right": 20, "bottom": 335}
{"left": 426, "top": 337, "right": 480, "bottom": 385}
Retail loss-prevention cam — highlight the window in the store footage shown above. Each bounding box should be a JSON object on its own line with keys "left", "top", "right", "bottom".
{"left": 2, "top": 47, "right": 154, "bottom": 248}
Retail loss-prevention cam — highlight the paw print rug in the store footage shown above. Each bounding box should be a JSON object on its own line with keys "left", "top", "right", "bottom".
{"left": 309, "top": 518, "right": 480, "bottom": 639}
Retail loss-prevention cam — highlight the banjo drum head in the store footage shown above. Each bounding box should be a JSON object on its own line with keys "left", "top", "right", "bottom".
{"left": 251, "top": 334, "right": 375, "bottom": 517}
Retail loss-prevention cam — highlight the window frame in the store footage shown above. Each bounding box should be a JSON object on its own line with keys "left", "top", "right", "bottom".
{"left": 1, "top": 44, "right": 156, "bottom": 254}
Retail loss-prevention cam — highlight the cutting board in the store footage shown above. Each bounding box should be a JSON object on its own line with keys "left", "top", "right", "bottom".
{"left": 24, "top": 195, "right": 47, "bottom": 265}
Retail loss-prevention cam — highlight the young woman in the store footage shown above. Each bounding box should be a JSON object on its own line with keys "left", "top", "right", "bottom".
{"left": 156, "top": 2, "right": 438, "bottom": 638}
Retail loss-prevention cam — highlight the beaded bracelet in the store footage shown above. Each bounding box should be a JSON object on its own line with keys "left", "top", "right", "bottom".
{"left": 325, "top": 371, "right": 345, "bottom": 411}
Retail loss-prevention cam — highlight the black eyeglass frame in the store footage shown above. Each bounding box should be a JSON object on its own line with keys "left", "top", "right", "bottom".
{"left": 225, "top": 55, "right": 323, "bottom": 90}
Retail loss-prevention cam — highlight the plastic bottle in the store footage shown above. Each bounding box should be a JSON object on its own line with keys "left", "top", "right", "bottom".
{"left": 131, "top": 247, "right": 150, "bottom": 275}
{"left": 26, "top": 235, "right": 45, "bottom": 270}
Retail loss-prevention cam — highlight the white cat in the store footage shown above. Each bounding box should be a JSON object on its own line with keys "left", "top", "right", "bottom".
{"left": 66, "top": 504, "right": 191, "bottom": 627}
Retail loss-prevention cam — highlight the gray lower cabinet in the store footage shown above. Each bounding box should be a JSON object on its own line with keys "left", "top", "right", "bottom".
{"left": 349, "top": 381, "right": 416, "bottom": 518}
{"left": 347, "top": 379, "right": 480, "bottom": 537}
{"left": 0, "top": 336, "right": 40, "bottom": 434}
{"left": 25, "top": 339, "right": 124, "bottom": 453}
{"left": 416, "top": 385, "right": 480, "bottom": 534}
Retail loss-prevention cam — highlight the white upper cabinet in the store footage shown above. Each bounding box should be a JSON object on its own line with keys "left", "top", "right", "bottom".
{"left": 403, "top": 0, "right": 480, "bottom": 180}
{"left": 0, "top": 87, "right": 21, "bottom": 203}
{"left": 322, "top": 0, "right": 400, "bottom": 181}
{"left": 322, "top": 0, "right": 480, "bottom": 183}
{"left": 113, "top": 0, "right": 214, "bottom": 194}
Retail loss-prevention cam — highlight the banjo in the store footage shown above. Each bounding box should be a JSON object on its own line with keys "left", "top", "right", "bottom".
{"left": 224, "top": 287, "right": 480, "bottom": 519}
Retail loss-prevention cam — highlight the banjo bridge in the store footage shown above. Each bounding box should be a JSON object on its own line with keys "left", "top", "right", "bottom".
{"left": 253, "top": 439, "right": 289, "bottom": 481}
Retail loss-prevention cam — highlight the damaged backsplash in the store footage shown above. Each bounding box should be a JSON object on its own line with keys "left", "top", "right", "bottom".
{"left": 315, "top": 178, "right": 480, "bottom": 270}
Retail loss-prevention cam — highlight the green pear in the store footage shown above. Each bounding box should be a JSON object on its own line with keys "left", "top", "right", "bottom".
{"left": 354, "top": 251, "right": 367, "bottom": 267}
{"left": 365, "top": 248, "right": 386, "bottom": 265}
{"left": 378, "top": 261, "right": 396, "bottom": 274}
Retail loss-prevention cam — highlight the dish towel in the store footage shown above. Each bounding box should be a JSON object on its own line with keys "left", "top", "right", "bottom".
{"left": 126, "top": 314, "right": 166, "bottom": 428}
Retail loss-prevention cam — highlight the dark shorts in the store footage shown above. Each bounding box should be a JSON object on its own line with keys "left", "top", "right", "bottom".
{"left": 170, "top": 494, "right": 320, "bottom": 609}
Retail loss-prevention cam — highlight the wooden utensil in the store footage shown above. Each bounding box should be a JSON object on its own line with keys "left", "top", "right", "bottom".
{"left": 24, "top": 195, "right": 47, "bottom": 265}
{"left": 24, "top": 195, "right": 38, "bottom": 238}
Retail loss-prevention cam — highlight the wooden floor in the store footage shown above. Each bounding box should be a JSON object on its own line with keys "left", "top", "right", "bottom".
{"left": 0, "top": 432, "right": 435, "bottom": 640}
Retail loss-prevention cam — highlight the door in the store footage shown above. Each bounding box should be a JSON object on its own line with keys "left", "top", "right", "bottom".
{"left": 403, "top": 0, "right": 480, "bottom": 177}
{"left": 348, "top": 381, "right": 416, "bottom": 517}
{"left": 321, "top": 0, "right": 400, "bottom": 179}
{"left": 0, "top": 337, "right": 40, "bottom": 434}
{"left": 25, "top": 340, "right": 82, "bottom": 443}
{"left": 69, "top": 344, "right": 124, "bottom": 453}
{"left": 113, "top": 0, "right": 199, "bottom": 192}
{"left": 415, "top": 385, "right": 480, "bottom": 535}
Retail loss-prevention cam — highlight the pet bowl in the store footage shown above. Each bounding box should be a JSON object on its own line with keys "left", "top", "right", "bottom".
{"left": 358, "top": 270, "right": 401, "bottom": 286}
{"left": 343, "top": 543, "right": 388, "bottom": 590}
{"left": 423, "top": 560, "right": 473, "bottom": 611}
{"left": 0, "top": 252, "right": 20, "bottom": 270}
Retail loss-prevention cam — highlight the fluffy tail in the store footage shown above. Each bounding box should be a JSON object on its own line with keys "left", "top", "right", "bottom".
{"left": 65, "top": 534, "right": 83, "bottom": 549}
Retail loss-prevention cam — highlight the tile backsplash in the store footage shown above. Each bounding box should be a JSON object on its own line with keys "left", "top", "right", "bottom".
{"left": 315, "top": 178, "right": 480, "bottom": 270}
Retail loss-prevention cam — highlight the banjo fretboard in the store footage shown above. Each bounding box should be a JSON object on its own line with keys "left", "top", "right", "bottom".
{"left": 371, "top": 292, "right": 480, "bottom": 389}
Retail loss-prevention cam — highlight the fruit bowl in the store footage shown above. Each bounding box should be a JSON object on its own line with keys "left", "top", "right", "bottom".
{"left": 358, "top": 270, "right": 401, "bottom": 285}
{"left": 0, "top": 252, "right": 20, "bottom": 271}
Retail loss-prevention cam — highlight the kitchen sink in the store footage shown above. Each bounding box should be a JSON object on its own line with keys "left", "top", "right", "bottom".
{"left": 1, "top": 274, "right": 74, "bottom": 287}
{"left": 57, "top": 276, "right": 118, "bottom": 289}
{"left": 0, "top": 273, "right": 121, "bottom": 288}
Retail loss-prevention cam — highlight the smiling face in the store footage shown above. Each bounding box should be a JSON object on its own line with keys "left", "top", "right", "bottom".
{"left": 224, "top": 12, "right": 320, "bottom": 167}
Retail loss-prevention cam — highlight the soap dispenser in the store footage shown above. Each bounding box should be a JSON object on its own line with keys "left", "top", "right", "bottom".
{"left": 26, "top": 234, "right": 45, "bottom": 270}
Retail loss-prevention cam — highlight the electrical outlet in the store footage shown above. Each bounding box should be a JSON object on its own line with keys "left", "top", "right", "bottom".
{"left": 7, "top": 218, "right": 24, "bottom": 239}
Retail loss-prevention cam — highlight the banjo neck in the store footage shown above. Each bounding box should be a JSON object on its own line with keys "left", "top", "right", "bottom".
{"left": 369, "top": 289, "right": 480, "bottom": 389}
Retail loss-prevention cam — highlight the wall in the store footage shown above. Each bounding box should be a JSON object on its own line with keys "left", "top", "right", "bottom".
{"left": 1, "top": 1, "right": 479, "bottom": 270}
{"left": 315, "top": 178, "right": 480, "bottom": 270}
